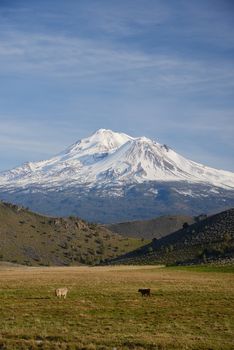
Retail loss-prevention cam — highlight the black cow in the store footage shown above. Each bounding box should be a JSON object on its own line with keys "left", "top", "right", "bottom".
{"left": 138, "top": 288, "right": 151, "bottom": 297}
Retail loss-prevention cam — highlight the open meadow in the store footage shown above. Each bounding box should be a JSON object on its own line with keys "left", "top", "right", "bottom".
{"left": 0, "top": 265, "right": 233, "bottom": 350}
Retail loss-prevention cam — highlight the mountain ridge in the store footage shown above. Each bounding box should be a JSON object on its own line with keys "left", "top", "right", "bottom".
{"left": 106, "top": 215, "right": 195, "bottom": 240}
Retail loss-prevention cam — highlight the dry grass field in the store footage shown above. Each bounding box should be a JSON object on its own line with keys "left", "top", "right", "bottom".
{"left": 0, "top": 265, "right": 233, "bottom": 350}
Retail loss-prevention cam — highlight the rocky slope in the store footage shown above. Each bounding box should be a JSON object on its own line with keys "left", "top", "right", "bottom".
{"left": 0, "top": 201, "right": 143, "bottom": 266}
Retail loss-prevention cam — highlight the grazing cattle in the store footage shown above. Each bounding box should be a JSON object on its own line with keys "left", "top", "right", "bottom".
{"left": 55, "top": 287, "right": 68, "bottom": 299}
{"left": 138, "top": 288, "right": 151, "bottom": 297}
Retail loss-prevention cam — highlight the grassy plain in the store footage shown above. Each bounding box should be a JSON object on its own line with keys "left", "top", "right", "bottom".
{"left": 0, "top": 265, "right": 233, "bottom": 350}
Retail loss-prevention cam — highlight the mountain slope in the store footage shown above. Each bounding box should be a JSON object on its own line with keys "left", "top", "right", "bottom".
{"left": 0, "top": 201, "right": 143, "bottom": 266}
{"left": 0, "top": 129, "right": 234, "bottom": 222}
{"left": 107, "top": 215, "right": 195, "bottom": 240}
{"left": 1, "top": 129, "right": 234, "bottom": 190}
{"left": 108, "top": 208, "right": 234, "bottom": 265}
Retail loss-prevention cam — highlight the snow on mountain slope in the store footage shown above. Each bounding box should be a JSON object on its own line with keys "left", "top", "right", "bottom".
{"left": 0, "top": 128, "right": 234, "bottom": 191}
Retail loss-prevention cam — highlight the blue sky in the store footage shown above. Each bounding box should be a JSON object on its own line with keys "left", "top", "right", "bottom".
{"left": 0, "top": 0, "right": 233, "bottom": 171}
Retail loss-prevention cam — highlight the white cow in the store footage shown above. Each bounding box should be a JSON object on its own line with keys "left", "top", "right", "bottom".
{"left": 55, "top": 287, "right": 68, "bottom": 299}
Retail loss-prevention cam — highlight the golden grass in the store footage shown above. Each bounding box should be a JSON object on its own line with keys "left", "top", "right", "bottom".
{"left": 0, "top": 265, "right": 233, "bottom": 349}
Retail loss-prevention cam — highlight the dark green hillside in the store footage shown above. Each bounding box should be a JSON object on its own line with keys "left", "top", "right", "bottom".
{"left": 0, "top": 202, "right": 143, "bottom": 266}
{"left": 109, "top": 208, "right": 234, "bottom": 265}
{"left": 107, "top": 215, "right": 195, "bottom": 240}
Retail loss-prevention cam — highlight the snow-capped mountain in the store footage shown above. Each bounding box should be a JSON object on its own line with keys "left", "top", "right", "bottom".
{"left": 0, "top": 129, "right": 234, "bottom": 223}
{"left": 0, "top": 128, "right": 234, "bottom": 190}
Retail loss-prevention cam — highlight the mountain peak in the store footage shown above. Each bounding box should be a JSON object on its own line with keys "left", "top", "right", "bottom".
{"left": 65, "top": 128, "right": 133, "bottom": 156}
{"left": 91, "top": 128, "right": 114, "bottom": 135}
{"left": 91, "top": 128, "right": 133, "bottom": 139}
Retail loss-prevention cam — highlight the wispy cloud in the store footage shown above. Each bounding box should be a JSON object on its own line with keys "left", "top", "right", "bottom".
{"left": 80, "top": 1, "right": 170, "bottom": 36}
{"left": 0, "top": 118, "right": 92, "bottom": 154}
{"left": 0, "top": 30, "right": 233, "bottom": 97}
{"left": 0, "top": 119, "right": 61, "bottom": 153}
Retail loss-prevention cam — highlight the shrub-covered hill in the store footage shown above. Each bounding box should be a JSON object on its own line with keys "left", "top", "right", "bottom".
{"left": 0, "top": 201, "right": 143, "bottom": 266}
{"left": 108, "top": 208, "right": 234, "bottom": 265}
{"left": 106, "top": 215, "right": 195, "bottom": 240}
